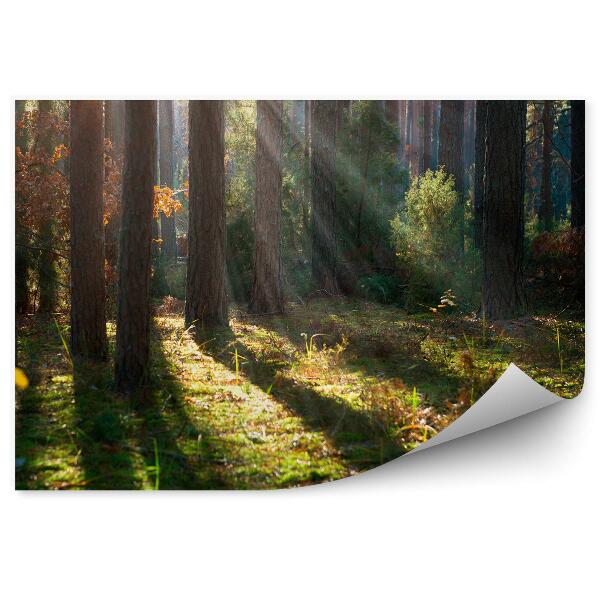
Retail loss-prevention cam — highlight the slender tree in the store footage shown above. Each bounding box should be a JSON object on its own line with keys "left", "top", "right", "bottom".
{"left": 37, "top": 100, "right": 58, "bottom": 313}
{"left": 303, "top": 100, "right": 311, "bottom": 232}
{"left": 410, "top": 100, "right": 422, "bottom": 177}
{"left": 70, "top": 101, "right": 107, "bottom": 359}
{"left": 250, "top": 100, "right": 284, "bottom": 314}
{"left": 311, "top": 100, "right": 338, "bottom": 293}
{"left": 473, "top": 100, "right": 488, "bottom": 249}
{"left": 16, "top": 101, "right": 30, "bottom": 314}
{"left": 570, "top": 100, "right": 585, "bottom": 228}
{"left": 539, "top": 100, "right": 554, "bottom": 230}
{"left": 159, "top": 100, "right": 177, "bottom": 260}
{"left": 431, "top": 100, "right": 441, "bottom": 169}
{"left": 439, "top": 100, "right": 465, "bottom": 254}
{"left": 185, "top": 101, "right": 227, "bottom": 327}
{"left": 115, "top": 101, "right": 156, "bottom": 390}
{"left": 422, "top": 100, "right": 432, "bottom": 172}
{"left": 482, "top": 101, "right": 527, "bottom": 320}
{"left": 463, "top": 100, "right": 476, "bottom": 187}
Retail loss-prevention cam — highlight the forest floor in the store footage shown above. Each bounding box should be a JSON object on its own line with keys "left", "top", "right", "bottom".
{"left": 15, "top": 298, "right": 584, "bottom": 490}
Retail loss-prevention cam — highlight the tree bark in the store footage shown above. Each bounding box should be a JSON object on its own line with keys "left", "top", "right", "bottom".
{"left": 439, "top": 100, "right": 465, "bottom": 255}
{"left": 70, "top": 101, "right": 107, "bottom": 359}
{"left": 115, "top": 101, "right": 156, "bottom": 390}
{"left": 482, "top": 101, "right": 526, "bottom": 320}
{"left": 159, "top": 100, "right": 177, "bottom": 260}
{"left": 539, "top": 100, "right": 554, "bottom": 231}
{"left": 185, "top": 101, "right": 227, "bottom": 327}
{"left": 311, "top": 100, "right": 338, "bottom": 294}
{"left": 422, "top": 100, "right": 432, "bottom": 172}
{"left": 570, "top": 100, "right": 585, "bottom": 228}
{"left": 473, "top": 100, "right": 488, "bottom": 250}
{"left": 250, "top": 100, "right": 284, "bottom": 314}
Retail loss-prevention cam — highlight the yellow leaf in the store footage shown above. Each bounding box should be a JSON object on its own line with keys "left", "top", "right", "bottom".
{"left": 15, "top": 368, "right": 29, "bottom": 390}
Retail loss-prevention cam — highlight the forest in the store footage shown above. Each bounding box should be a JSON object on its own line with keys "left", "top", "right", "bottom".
{"left": 15, "top": 99, "right": 585, "bottom": 490}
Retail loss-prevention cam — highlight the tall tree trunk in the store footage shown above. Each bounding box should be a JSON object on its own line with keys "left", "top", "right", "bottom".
{"left": 482, "top": 101, "right": 526, "bottom": 320}
{"left": 410, "top": 100, "right": 422, "bottom": 178}
{"left": 463, "top": 100, "right": 476, "bottom": 189}
{"left": 15, "top": 100, "right": 30, "bottom": 314}
{"left": 311, "top": 100, "right": 338, "bottom": 294}
{"left": 422, "top": 100, "right": 432, "bottom": 172}
{"left": 540, "top": 100, "right": 554, "bottom": 231}
{"left": 570, "top": 100, "right": 585, "bottom": 228}
{"left": 431, "top": 100, "right": 441, "bottom": 169}
{"left": 115, "top": 101, "right": 156, "bottom": 391}
{"left": 37, "top": 100, "right": 58, "bottom": 314}
{"left": 185, "top": 101, "right": 227, "bottom": 327}
{"left": 302, "top": 100, "right": 311, "bottom": 233}
{"left": 398, "top": 100, "right": 407, "bottom": 165}
{"left": 250, "top": 100, "right": 284, "bottom": 314}
{"left": 70, "top": 101, "right": 107, "bottom": 359}
{"left": 439, "top": 100, "right": 465, "bottom": 256}
{"left": 473, "top": 100, "right": 488, "bottom": 249}
{"left": 159, "top": 100, "right": 177, "bottom": 260}
{"left": 405, "top": 100, "right": 413, "bottom": 166}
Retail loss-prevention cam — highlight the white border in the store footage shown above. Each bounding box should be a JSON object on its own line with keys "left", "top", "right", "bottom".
{"left": 1, "top": 1, "right": 597, "bottom": 598}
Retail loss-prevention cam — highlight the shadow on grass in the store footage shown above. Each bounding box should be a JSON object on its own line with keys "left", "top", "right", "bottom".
{"left": 242, "top": 307, "right": 466, "bottom": 408}
{"left": 16, "top": 315, "right": 231, "bottom": 490}
{"left": 197, "top": 326, "right": 407, "bottom": 473}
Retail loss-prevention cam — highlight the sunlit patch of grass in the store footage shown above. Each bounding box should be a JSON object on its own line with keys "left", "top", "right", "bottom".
{"left": 16, "top": 300, "right": 584, "bottom": 490}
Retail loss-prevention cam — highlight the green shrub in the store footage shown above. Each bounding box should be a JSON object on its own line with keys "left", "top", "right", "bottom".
{"left": 357, "top": 273, "right": 405, "bottom": 304}
{"left": 391, "top": 168, "right": 480, "bottom": 310}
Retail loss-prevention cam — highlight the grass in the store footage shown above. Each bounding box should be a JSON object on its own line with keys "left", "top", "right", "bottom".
{"left": 15, "top": 298, "right": 584, "bottom": 490}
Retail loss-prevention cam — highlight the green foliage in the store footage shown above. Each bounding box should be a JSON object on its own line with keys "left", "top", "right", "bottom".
{"left": 357, "top": 273, "right": 405, "bottom": 304}
{"left": 336, "top": 101, "right": 409, "bottom": 291}
{"left": 391, "top": 168, "right": 480, "bottom": 309}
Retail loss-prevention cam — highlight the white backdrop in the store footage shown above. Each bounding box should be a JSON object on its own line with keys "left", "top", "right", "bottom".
{"left": 1, "top": 2, "right": 597, "bottom": 598}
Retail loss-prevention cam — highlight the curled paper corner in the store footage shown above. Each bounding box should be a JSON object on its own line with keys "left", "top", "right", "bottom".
{"left": 409, "top": 363, "right": 565, "bottom": 454}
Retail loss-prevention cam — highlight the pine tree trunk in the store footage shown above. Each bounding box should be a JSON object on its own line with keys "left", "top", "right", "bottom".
{"left": 540, "top": 100, "right": 554, "bottom": 231}
{"left": 570, "top": 100, "right": 585, "bottom": 228}
{"left": 250, "top": 100, "right": 284, "bottom": 314}
{"left": 185, "top": 101, "right": 227, "bottom": 327}
{"left": 37, "top": 100, "right": 58, "bottom": 314}
{"left": 159, "top": 100, "right": 177, "bottom": 260}
{"left": 303, "top": 100, "right": 311, "bottom": 232}
{"left": 398, "top": 99, "right": 407, "bottom": 164}
{"left": 311, "top": 100, "right": 338, "bottom": 294}
{"left": 410, "top": 100, "right": 421, "bottom": 178}
{"left": 70, "top": 101, "right": 107, "bottom": 359}
{"left": 473, "top": 100, "right": 488, "bottom": 250}
{"left": 422, "top": 100, "right": 432, "bottom": 172}
{"left": 463, "top": 100, "right": 476, "bottom": 187}
{"left": 482, "top": 101, "right": 526, "bottom": 320}
{"left": 439, "top": 100, "right": 465, "bottom": 256}
{"left": 15, "top": 100, "right": 30, "bottom": 314}
{"left": 431, "top": 100, "right": 440, "bottom": 169}
{"left": 115, "top": 101, "right": 156, "bottom": 390}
